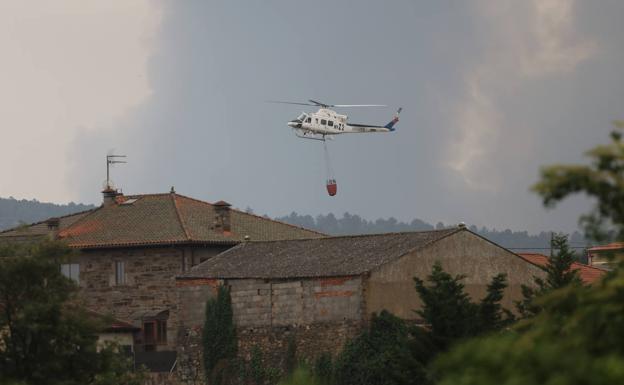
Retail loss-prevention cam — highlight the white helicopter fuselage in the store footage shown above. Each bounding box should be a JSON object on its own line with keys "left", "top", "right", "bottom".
{"left": 287, "top": 108, "right": 395, "bottom": 139}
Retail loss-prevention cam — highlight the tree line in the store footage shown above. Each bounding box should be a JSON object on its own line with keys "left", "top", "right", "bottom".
{"left": 0, "top": 197, "right": 95, "bottom": 231}
{"left": 275, "top": 212, "right": 588, "bottom": 255}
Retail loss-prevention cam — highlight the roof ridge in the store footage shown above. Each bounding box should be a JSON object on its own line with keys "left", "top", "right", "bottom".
{"left": 238, "top": 227, "right": 459, "bottom": 244}
{"left": 124, "top": 192, "right": 175, "bottom": 199}
{"left": 0, "top": 207, "right": 99, "bottom": 235}
{"left": 171, "top": 193, "right": 192, "bottom": 241}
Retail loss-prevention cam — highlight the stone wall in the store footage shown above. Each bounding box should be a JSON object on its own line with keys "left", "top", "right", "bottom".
{"left": 176, "top": 276, "right": 365, "bottom": 384}
{"left": 77, "top": 245, "right": 228, "bottom": 351}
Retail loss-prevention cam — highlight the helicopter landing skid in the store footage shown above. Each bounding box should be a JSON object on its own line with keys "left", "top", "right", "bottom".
{"left": 294, "top": 129, "right": 333, "bottom": 141}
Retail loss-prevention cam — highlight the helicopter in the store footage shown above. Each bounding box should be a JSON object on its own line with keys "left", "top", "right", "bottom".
{"left": 270, "top": 99, "right": 402, "bottom": 141}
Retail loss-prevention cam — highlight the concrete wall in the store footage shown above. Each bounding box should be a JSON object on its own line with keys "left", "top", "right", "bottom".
{"left": 365, "top": 230, "right": 546, "bottom": 319}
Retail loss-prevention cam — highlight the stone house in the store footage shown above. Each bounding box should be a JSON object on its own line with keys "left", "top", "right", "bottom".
{"left": 175, "top": 226, "right": 546, "bottom": 382}
{"left": 0, "top": 189, "right": 321, "bottom": 372}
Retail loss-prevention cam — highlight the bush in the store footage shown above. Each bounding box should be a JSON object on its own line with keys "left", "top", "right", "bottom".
{"left": 313, "top": 353, "right": 333, "bottom": 385}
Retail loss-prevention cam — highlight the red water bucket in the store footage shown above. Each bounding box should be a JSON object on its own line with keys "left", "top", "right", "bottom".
{"left": 326, "top": 179, "right": 337, "bottom": 196}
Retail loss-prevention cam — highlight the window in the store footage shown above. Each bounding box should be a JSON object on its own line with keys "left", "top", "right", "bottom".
{"left": 61, "top": 263, "right": 79, "bottom": 283}
{"left": 115, "top": 261, "right": 126, "bottom": 285}
{"left": 306, "top": 117, "right": 311, "bottom": 123}
{"left": 143, "top": 319, "right": 167, "bottom": 350}
{"left": 157, "top": 320, "right": 167, "bottom": 343}
{"left": 315, "top": 118, "right": 318, "bottom": 123}
{"left": 321, "top": 119, "right": 327, "bottom": 125}
{"left": 328, "top": 121, "right": 334, "bottom": 127}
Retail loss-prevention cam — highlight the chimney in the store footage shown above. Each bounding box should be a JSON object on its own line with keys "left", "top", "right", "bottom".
{"left": 102, "top": 187, "right": 122, "bottom": 207}
{"left": 214, "top": 201, "right": 232, "bottom": 233}
{"left": 46, "top": 217, "right": 60, "bottom": 239}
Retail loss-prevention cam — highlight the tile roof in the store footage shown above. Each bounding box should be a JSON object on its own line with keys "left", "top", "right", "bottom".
{"left": 85, "top": 309, "right": 140, "bottom": 332}
{"left": 53, "top": 192, "right": 322, "bottom": 248}
{"left": 0, "top": 209, "right": 94, "bottom": 239}
{"left": 587, "top": 242, "right": 624, "bottom": 252}
{"left": 517, "top": 253, "right": 606, "bottom": 284}
{"left": 180, "top": 228, "right": 461, "bottom": 279}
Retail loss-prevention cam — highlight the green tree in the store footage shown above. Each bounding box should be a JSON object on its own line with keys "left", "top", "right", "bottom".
{"left": 0, "top": 241, "right": 142, "bottom": 385}
{"left": 333, "top": 311, "right": 427, "bottom": 385}
{"left": 533, "top": 121, "right": 624, "bottom": 242}
{"left": 203, "top": 285, "right": 237, "bottom": 385}
{"left": 313, "top": 353, "right": 333, "bottom": 385}
{"left": 516, "top": 234, "right": 583, "bottom": 317}
{"left": 478, "top": 273, "right": 514, "bottom": 333}
{"left": 414, "top": 262, "right": 512, "bottom": 349}
{"left": 432, "top": 268, "right": 624, "bottom": 385}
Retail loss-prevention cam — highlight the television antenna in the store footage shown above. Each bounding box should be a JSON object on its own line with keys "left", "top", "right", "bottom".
{"left": 105, "top": 154, "right": 127, "bottom": 190}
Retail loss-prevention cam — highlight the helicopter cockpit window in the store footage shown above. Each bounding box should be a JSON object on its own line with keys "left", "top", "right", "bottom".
{"left": 306, "top": 117, "right": 311, "bottom": 123}
{"left": 297, "top": 113, "right": 306, "bottom": 121}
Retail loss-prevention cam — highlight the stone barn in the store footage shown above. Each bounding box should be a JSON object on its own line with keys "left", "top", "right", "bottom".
{"left": 175, "top": 226, "right": 545, "bottom": 382}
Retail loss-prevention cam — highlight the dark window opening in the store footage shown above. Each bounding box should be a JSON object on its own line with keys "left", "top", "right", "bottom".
{"left": 143, "top": 310, "right": 169, "bottom": 352}
{"left": 321, "top": 119, "right": 327, "bottom": 125}
{"left": 115, "top": 261, "right": 126, "bottom": 285}
{"left": 328, "top": 121, "right": 333, "bottom": 127}
{"left": 143, "top": 319, "right": 167, "bottom": 351}
{"left": 306, "top": 117, "right": 311, "bottom": 123}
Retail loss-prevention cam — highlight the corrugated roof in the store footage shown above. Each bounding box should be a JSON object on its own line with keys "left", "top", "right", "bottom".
{"left": 517, "top": 253, "right": 606, "bottom": 284}
{"left": 55, "top": 192, "right": 322, "bottom": 248}
{"left": 180, "top": 228, "right": 461, "bottom": 279}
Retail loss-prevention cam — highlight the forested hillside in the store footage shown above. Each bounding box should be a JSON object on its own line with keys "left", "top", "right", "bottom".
{"left": 0, "top": 197, "right": 95, "bottom": 231}
{"left": 275, "top": 212, "right": 589, "bottom": 258}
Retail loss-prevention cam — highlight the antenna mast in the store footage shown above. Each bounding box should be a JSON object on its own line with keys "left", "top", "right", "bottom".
{"left": 106, "top": 154, "right": 127, "bottom": 190}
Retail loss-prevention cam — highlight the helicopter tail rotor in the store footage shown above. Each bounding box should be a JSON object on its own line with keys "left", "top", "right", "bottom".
{"left": 384, "top": 107, "right": 403, "bottom": 131}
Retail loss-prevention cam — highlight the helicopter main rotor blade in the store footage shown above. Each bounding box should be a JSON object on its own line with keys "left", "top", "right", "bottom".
{"left": 332, "top": 104, "right": 387, "bottom": 107}
{"left": 266, "top": 100, "right": 317, "bottom": 106}
{"left": 308, "top": 99, "right": 328, "bottom": 107}
{"left": 268, "top": 100, "right": 388, "bottom": 108}
{"left": 309, "top": 99, "right": 386, "bottom": 108}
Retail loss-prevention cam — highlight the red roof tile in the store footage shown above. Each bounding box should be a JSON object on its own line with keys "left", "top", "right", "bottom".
{"left": 517, "top": 253, "right": 605, "bottom": 284}
{"left": 587, "top": 242, "right": 624, "bottom": 252}
{"left": 85, "top": 309, "right": 139, "bottom": 332}
{"left": 55, "top": 192, "right": 322, "bottom": 248}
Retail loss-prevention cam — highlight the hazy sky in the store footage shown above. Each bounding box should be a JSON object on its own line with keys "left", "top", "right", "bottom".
{"left": 2, "top": 1, "right": 623, "bottom": 233}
